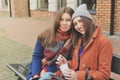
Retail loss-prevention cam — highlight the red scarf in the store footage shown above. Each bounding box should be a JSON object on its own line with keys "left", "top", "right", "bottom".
{"left": 56, "top": 28, "right": 72, "bottom": 41}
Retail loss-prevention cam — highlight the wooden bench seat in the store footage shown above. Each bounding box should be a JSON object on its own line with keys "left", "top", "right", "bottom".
{"left": 111, "top": 72, "right": 120, "bottom": 80}
{"left": 6, "top": 54, "right": 120, "bottom": 80}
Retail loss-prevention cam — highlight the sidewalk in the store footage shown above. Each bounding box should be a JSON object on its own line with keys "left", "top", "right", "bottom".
{"left": 106, "top": 34, "right": 120, "bottom": 56}
{"left": 0, "top": 16, "right": 120, "bottom": 79}
{"left": 0, "top": 16, "right": 53, "bottom": 48}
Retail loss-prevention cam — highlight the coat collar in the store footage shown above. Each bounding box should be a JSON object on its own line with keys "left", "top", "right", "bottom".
{"left": 92, "top": 26, "right": 101, "bottom": 39}
{"left": 84, "top": 27, "right": 101, "bottom": 50}
{"left": 77, "top": 27, "right": 101, "bottom": 52}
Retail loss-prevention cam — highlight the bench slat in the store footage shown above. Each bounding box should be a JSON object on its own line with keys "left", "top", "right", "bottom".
{"left": 6, "top": 63, "right": 29, "bottom": 80}
{"left": 111, "top": 54, "right": 120, "bottom": 74}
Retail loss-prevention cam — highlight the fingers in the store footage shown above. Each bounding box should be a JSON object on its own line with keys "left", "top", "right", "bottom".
{"left": 56, "top": 55, "right": 67, "bottom": 65}
{"left": 63, "top": 69, "right": 77, "bottom": 80}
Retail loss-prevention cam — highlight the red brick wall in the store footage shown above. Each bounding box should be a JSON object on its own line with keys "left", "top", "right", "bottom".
{"left": 11, "top": 0, "right": 29, "bottom": 17}
{"left": 0, "top": 11, "right": 9, "bottom": 16}
{"left": 95, "top": 0, "right": 111, "bottom": 33}
{"left": 114, "top": 0, "right": 120, "bottom": 34}
{"left": 30, "top": 10, "right": 56, "bottom": 19}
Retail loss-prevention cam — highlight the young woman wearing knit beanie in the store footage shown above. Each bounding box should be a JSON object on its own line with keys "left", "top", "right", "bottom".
{"left": 56, "top": 4, "right": 112, "bottom": 80}
{"left": 26, "top": 7, "right": 74, "bottom": 80}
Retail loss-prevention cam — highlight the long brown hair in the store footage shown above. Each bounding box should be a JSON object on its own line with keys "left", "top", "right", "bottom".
{"left": 38, "top": 7, "right": 74, "bottom": 47}
{"left": 72, "top": 16, "right": 97, "bottom": 47}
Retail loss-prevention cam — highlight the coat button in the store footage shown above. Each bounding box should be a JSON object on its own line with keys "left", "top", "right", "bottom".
{"left": 82, "top": 64, "right": 85, "bottom": 67}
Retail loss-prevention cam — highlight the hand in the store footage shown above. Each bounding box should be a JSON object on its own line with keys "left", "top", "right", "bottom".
{"left": 33, "top": 74, "right": 39, "bottom": 78}
{"left": 63, "top": 69, "right": 77, "bottom": 80}
{"left": 56, "top": 55, "right": 67, "bottom": 66}
{"left": 40, "top": 70, "right": 46, "bottom": 77}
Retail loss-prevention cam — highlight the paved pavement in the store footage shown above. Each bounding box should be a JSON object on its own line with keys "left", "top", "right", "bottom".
{"left": 0, "top": 16, "right": 53, "bottom": 47}
{"left": 0, "top": 16, "right": 53, "bottom": 79}
{"left": 0, "top": 15, "right": 120, "bottom": 79}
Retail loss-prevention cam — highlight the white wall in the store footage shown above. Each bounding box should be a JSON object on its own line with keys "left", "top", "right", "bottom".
{"left": 7, "top": 0, "right": 9, "bottom": 11}
{"left": 48, "top": 0, "right": 58, "bottom": 12}
{"left": 0, "top": 0, "right": 2, "bottom": 9}
{"left": 30, "top": 0, "right": 37, "bottom": 10}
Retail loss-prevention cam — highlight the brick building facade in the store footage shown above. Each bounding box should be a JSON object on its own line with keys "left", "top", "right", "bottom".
{"left": 95, "top": 0, "right": 120, "bottom": 35}
{"left": 0, "top": 0, "right": 120, "bottom": 35}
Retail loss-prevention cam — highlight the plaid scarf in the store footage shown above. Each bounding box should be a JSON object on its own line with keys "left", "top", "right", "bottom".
{"left": 42, "top": 29, "right": 72, "bottom": 66}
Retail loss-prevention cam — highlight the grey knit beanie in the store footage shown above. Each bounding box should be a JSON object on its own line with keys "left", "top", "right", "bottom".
{"left": 72, "top": 4, "right": 93, "bottom": 20}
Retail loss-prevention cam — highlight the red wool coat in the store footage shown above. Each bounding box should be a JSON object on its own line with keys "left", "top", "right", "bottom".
{"left": 69, "top": 27, "right": 112, "bottom": 80}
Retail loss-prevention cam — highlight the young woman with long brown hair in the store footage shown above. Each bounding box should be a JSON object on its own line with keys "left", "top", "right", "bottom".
{"left": 26, "top": 7, "right": 74, "bottom": 80}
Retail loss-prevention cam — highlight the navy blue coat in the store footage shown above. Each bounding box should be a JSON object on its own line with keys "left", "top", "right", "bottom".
{"left": 26, "top": 41, "right": 58, "bottom": 80}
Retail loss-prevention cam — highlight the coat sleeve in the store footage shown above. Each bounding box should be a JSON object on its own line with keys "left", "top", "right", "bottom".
{"left": 31, "top": 40, "right": 44, "bottom": 76}
{"left": 90, "top": 39, "right": 112, "bottom": 80}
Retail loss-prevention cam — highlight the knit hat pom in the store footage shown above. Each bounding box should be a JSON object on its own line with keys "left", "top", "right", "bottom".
{"left": 72, "top": 4, "right": 93, "bottom": 20}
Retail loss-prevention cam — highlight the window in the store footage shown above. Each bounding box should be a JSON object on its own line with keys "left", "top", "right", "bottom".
{"left": 5, "top": 0, "right": 8, "bottom": 6}
{"left": 58, "top": 0, "right": 66, "bottom": 10}
{"left": 78, "top": 0, "right": 96, "bottom": 12}
{"left": 37, "top": 0, "right": 48, "bottom": 10}
{"left": 2, "top": 0, "right": 8, "bottom": 9}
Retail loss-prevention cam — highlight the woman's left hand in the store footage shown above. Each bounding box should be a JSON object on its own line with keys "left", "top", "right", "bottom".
{"left": 63, "top": 69, "right": 77, "bottom": 80}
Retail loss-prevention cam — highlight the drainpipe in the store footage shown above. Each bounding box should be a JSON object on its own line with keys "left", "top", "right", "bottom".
{"left": 110, "top": 0, "right": 115, "bottom": 35}
{"left": 77, "top": 0, "right": 79, "bottom": 6}
{"left": 28, "top": 0, "right": 30, "bottom": 17}
{"left": 9, "top": 0, "right": 12, "bottom": 17}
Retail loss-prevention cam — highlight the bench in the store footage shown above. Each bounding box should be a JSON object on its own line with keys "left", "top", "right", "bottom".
{"left": 7, "top": 54, "right": 120, "bottom": 80}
